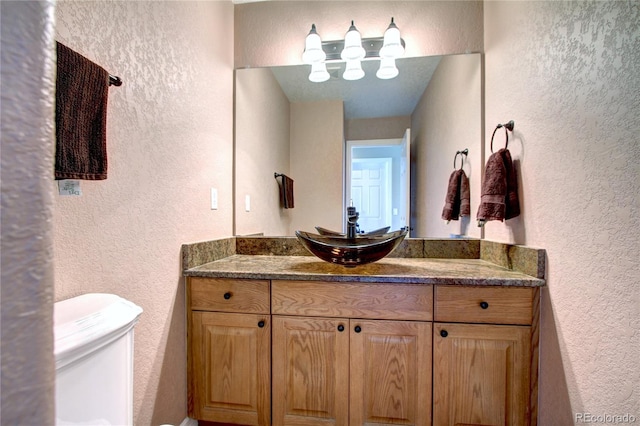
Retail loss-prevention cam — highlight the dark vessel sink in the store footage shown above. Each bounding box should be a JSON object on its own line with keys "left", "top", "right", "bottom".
{"left": 295, "top": 229, "right": 407, "bottom": 267}
{"left": 314, "top": 226, "right": 390, "bottom": 237}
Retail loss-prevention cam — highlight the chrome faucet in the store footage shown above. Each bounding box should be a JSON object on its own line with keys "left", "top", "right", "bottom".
{"left": 346, "top": 201, "right": 359, "bottom": 239}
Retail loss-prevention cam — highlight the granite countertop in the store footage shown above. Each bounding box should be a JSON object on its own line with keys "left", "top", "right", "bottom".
{"left": 184, "top": 254, "right": 545, "bottom": 287}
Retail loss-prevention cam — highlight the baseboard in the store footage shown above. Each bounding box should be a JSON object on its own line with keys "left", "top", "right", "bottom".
{"left": 179, "top": 417, "right": 198, "bottom": 426}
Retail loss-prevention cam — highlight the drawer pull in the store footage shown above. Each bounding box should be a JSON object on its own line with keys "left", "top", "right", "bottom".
{"left": 480, "top": 301, "right": 489, "bottom": 309}
{"left": 440, "top": 329, "right": 448, "bottom": 338}
{"left": 354, "top": 325, "right": 362, "bottom": 333}
{"left": 337, "top": 324, "right": 345, "bottom": 332}
{"left": 223, "top": 292, "right": 232, "bottom": 300}
{"left": 258, "top": 320, "right": 265, "bottom": 328}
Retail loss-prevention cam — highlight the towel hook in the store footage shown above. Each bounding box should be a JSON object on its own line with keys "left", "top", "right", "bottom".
{"left": 108, "top": 75, "right": 122, "bottom": 86}
{"left": 454, "top": 149, "right": 468, "bottom": 170}
{"left": 490, "top": 120, "right": 514, "bottom": 153}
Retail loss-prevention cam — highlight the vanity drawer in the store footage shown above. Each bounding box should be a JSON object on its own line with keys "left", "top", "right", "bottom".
{"left": 434, "top": 286, "right": 535, "bottom": 325}
{"left": 272, "top": 280, "right": 433, "bottom": 321}
{"left": 189, "top": 277, "right": 270, "bottom": 314}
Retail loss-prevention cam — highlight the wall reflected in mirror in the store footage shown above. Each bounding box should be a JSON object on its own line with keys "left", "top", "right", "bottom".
{"left": 234, "top": 53, "right": 482, "bottom": 238}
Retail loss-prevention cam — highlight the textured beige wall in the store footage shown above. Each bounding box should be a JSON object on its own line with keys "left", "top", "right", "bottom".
{"left": 411, "top": 54, "right": 482, "bottom": 239}
{"left": 235, "top": 67, "right": 291, "bottom": 236}
{"left": 484, "top": 1, "right": 639, "bottom": 420}
{"left": 290, "top": 101, "right": 345, "bottom": 233}
{"left": 7, "top": 2, "right": 637, "bottom": 423}
{"left": 53, "top": 1, "right": 234, "bottom": 424}
{"left": 0, "top": 1, "right": 56, "bottom": 424}
{"left": 235, "top": 1, "right": 483, "bottom": 68}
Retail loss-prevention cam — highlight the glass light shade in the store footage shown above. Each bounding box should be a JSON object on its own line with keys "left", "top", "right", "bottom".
{"left": 379, "top": 18, "right": 404, "bottom": 59}
{"left": 302, "top": 24, "right": 326, "bottom": 64}
{"left": 309, "top": 62, "right": 330, "bottom": 83}
{"left": 343, "top": 60, "right": 365, "bottom": 81}
{"left": 340, "top": 21, "right": 366, "bottom": 61}
{"left": 376, "top": 57, "right": 399, "bottom": 79}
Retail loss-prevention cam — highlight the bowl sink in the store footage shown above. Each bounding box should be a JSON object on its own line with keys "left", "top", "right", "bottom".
{"left": 295, "top": 229, "right": 407, "bottom": 267}
{"left": 315, "top": 226, "right": 390, "bottom": 237}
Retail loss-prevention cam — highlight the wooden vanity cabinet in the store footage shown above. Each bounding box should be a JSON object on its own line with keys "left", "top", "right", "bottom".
{"left": 187, "top": 276, "right": 540, "bottom": 426}
{"left": 271, "top": 280, "right": 433, "bottom": 426}
{"left": 187, "top": 277, "right": 271, "bottom": 425}
{"left": 432, "top": 286, "right": 539, "bottom": 426}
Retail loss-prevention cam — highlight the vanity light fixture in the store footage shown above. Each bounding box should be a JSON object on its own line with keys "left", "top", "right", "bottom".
{"left": 343, "top": 60, "right": 365, "bottom": 81}
{"left": 302, "top": 24, "right": 326, "bottom": 64}
{"left": 341, "top": 21, "right": 366, "bottom": 61}
{"left": 309, "top": 62, "right": 330, "bottom": 83}
{"left": 376, "top": 57, "right": 399, "bottom": 79}
{"left": 379, "top": 18, "right": 405, "bottom": 59}
{"left": 302, "top": 19, "right": 405, "bottom": 83}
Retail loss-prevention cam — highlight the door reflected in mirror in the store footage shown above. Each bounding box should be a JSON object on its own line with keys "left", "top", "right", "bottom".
{"left": 234, "top": 53, "right": 482, "bottom": 239}
{"left": 346, "top": 129, "right": 410, "bottom": 235}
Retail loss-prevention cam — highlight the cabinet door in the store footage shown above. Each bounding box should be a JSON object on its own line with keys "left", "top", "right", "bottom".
{"left": 191, "top": 311, "right": 270, "bottom": 425}
{"left": 433, "top": 323, "right": 531, "bottom": 426}
{"left": 272, "top": 315, "right": 350, "bottom": 426}
{"left": 350, "top": 319, "right": 432, "bottom": 426}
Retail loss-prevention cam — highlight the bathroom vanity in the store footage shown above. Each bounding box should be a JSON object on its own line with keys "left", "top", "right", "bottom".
{"left": 182, "top": 237, "right": 545, "bottom": 426}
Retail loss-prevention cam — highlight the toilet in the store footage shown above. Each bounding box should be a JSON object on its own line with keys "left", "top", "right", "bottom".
{"left": 54, "top": 293, "right": 143, "bottom": 425}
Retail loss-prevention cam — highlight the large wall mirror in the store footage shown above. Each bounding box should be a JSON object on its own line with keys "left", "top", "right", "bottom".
{"left": 234, "top": 53, "right": 482, "bottom": 239}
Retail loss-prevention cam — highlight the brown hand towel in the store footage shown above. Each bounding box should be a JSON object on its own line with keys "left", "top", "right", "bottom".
{"left": 280, "top": 174, "right": 294, "bottom": 209}
{"left": 477, "top": 148, "right": 520, "bottom": 225}
{"left": 441, "top": 169, "right": 470, "bottom": 221}
{"left": 502, "top": 149, "right": 520, "bottom": 220}
{"left": 55, "top": 42, "right": 110, "bottom": 180}
{"left": 460, "top": 170, "right": 470, "bottom": 217}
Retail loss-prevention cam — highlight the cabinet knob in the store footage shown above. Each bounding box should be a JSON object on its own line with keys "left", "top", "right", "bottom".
{"left": 480, "top": 301, "right": 489, "bottom": 309}
{"left": 258, "top": 320, "right": 265, "bottom": 328}
{"left": 223, "top": 292, "right": 232, "bottom": 300}
{"left": 354, "top": 325, "right": 362, "bottom": 333}
{"left": 337, "top": 324, "right": 345, "bottom": 332}
{"left": 440, "top": 329, "right": 448, "bottom": 338}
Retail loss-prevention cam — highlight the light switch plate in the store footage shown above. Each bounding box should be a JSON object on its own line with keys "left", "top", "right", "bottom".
{"left": 210, "top": 188, "right": 218, "bottom": 210}
{"left": 245, "top": 195, "right": 251, "bottom": 212}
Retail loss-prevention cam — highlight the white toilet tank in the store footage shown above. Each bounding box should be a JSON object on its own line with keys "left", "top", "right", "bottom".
{"left": 54, "top": 293, "right": 143, "bottom": 425}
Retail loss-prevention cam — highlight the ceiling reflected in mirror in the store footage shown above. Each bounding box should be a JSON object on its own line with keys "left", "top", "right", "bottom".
{"left": 270, "top": 56, "right": 441, "bottom": 120}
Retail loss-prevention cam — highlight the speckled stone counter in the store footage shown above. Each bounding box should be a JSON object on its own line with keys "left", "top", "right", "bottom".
{"left": 182, "top": 237, "right": 546, "bottom": 287}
